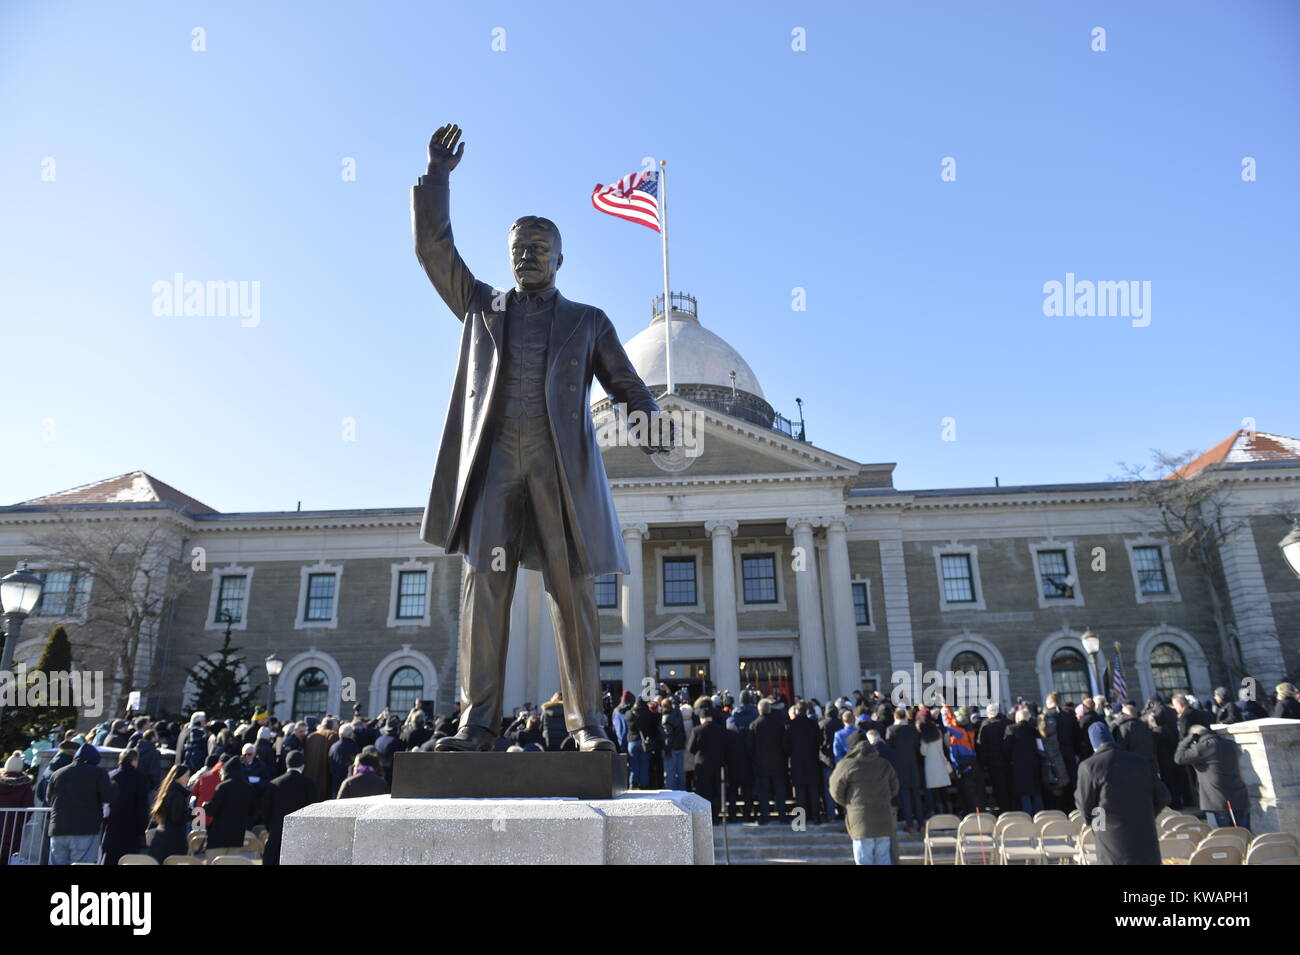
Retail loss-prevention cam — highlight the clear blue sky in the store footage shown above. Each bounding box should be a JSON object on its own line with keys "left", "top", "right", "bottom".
{"left": 2, "top": 0, "right": 1297, "bottom": 511}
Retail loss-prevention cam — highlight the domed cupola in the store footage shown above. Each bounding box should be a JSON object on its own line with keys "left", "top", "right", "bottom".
{"left": 618, "top": 292, "right": 777, "bottom": 431}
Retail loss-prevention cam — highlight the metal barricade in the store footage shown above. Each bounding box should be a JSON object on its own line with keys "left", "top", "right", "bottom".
{"left": 1, "top": 805, "right": 51, "bottom": 865}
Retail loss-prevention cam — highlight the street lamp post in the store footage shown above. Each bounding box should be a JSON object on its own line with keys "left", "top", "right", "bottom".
{"left": 1280, "top": 520, "right": 1300, "bottom": 580}
{"left": 1080, "top": 628, "right": 1102, "bottom": 701}
{"left": 0, "top": 562, "right": 44, "bottom": 721}
{"left": 265, "top": 653, "right": 283, "bottom": 716}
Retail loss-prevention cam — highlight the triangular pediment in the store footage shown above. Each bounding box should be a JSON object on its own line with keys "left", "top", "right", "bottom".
{"left": 647, "top": 615, "right": 714, "bottom": 641}
{"left": 596, "top": 396, "right": 860, "bottom": 482}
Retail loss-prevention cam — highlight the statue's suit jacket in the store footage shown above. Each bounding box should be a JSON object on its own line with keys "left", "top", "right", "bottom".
{"left": 412, "top": 169, "right": 659, "bottom": 577}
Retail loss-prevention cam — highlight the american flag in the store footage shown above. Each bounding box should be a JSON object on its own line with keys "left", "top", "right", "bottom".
{"left": 591, "top": 169, "right": 660, "bottom": 232}
{"left": 1111, "top": 642, "right": 1129, "bottom": 703}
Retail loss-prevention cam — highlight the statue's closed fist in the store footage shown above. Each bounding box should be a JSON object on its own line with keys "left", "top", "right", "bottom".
{"left": 427, "top": 123, "right": 465, "bottom": 172}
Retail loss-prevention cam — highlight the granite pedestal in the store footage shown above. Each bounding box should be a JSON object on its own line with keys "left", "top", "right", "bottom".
{"left": 280, "top": 790, "right": 714, "bottom": 865}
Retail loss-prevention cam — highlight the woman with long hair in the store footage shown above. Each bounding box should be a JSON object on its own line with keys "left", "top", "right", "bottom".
{"left": 147, "top": 762, "right": 192, "bottom": 862}
{"left": 916, "top": 709, "right": 951, "bottom": 817}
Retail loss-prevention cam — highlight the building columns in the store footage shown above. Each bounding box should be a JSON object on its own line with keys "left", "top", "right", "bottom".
{"left": 620, "top": 522, "right": 649, "bottom": 696}
{"left": 824, "top": 516, "right": 861, "bottom": 698}
{"left": 706, "top": 519, "right": 740, "bottom": 696}
{"left": 787, "top": 517, "right": 829, "bottom": 702}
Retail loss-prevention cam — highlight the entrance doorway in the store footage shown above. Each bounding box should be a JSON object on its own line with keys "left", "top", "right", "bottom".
{"left": 655, "top": 660, "right": 711, "bottom": 700}
{"left": 739, "top": 657, "right": 794, "bottom": 704}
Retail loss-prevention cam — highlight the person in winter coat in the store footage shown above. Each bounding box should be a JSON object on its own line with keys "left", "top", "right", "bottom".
{"left": 817, "top": 705, "right": 842, "bottom": 822}
{"left": 723, "top": 716, "right": 754, "bottom": 822}
{"left": 254, "top": 727, "right": 278, "bottom": 775}
{"left": 36, "top": 739, "right": 78, "bottom": 804}
{"left": 190, "top": 754, "right": 225, "bottom": 825}
{"left": 1175, "top": 725, "right": 1251, "bottom": 830}
{"left": 305, "top": 719, "right": 339, "bottom": 799}
{"left": 622, "top": 697, "right": 658, "bottom": 789}
{"left": 1146, "top": 700, "right": 1190, "bottom": 809}
{"left": 1077, "top": 699, "right": 1103, "bottom": 759}
{"left": 917, "top": 713, "right": 951, "bottom": 816}
{"left": 688, "top": 704, "right": 726, "bottom": 823}
{"left": 146, "top": 763, "right": 193, "bottom": 862}
{"left": 1212, "top": 687, "right": 1244, "bottom": 725}
{"left": 943, "top": 707, "right": 983, "bottom": 815}
{"left": 47, "top": 743, "right": 117, "bottom": 865}
{"left": 541, "top": 693, "right": 568, "bottom": 751}
{"left": 749, "top": 699, "right": 789, "bottom": 824}
{"left": 328, "top": 723, "right": 360, "bottom": 796}
{"left": 1053, "top": 696, "right": 1083, "bottom": 784}
{"left": 337, "top": 751, "right": 390, "bottom": 799}
{"left": 884, "top": 708, "right": 924, "bottom": 831}
{"left": 262, "top": 750, "right": 318, "bottom": 865}
{"left": 204, "top": 759, "right": 255, "bottom": 851}
{"left": 830, "top": 736, "right": 900, "bottom": 865}
{"left": 1273, "top": 683, "right": 1300, "bottom": 720}
{"left": 784, "top": 703, "right": 822, "bottom": 819}
{"left": 1038, "top": 702, "right": 1072, "bottom": 810}
{"left": 100, "top": 749, "right": 151, "bottom": 865}
{"left": 1004, "top": 708, "right": 1044, "bottom": 815}
{"left": 975, "top": 704, "right": 1012, "bottom": 814}
{"left": 129, "top": 720, "right": 163, "bottom": 794}
{"left": 611, "top": 692, "right": 633, "bottom": 752}
{"left": 660, "top": 697, "right": 687, "bottom": 790}
{"left": 1113, "top": 704, "right": 1156, "bottom": 764}
{"left": 0, "top": 752, "right": 35, "bottom": 866}
{"left": 1074, "top": 722, "right": 1169, "bottom": 864}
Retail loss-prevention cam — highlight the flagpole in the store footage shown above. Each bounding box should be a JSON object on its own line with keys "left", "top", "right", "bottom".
{"left": 659, "top": 159, "right": 673, "bottom": 396}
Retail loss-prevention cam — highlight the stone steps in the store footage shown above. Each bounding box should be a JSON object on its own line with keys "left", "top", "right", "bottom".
{"left": 711, "top": 821, "right": 927, "bottom": 865}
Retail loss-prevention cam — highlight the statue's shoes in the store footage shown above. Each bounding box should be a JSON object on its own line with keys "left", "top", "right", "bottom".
{"left": 432, "top": 725, "right": 496, "bottom": 752}
{"left": 573, "top": 726, "right": 615, "bottom": 752}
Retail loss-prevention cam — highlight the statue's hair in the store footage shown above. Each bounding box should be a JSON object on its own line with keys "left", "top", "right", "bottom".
{"left": 510, "top": 216, "right": 562, "bottom": 245}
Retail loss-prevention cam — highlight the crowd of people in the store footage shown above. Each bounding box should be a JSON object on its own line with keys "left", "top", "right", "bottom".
{"left": 1, "top": 678, "right": 1295, "bottom": 866}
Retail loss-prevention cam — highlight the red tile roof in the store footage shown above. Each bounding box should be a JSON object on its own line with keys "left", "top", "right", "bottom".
{"left": 1168, "top": 430, "right": 1300, "bottom": 479}
{"left": 20, "top": 471, "right": 217, "bottom": 514}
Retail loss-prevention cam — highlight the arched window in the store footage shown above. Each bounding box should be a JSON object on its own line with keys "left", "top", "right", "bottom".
{"left": 951, "top": 651, "right": 988, "bottom": 673}
{"left": 1051, "top": 648, "right": 1091, "bottom": 704}
{"left": 293, "top": 667, "right": 329, "bottom": 722}
{"left": 387, "top": 666, "right": 424, "bottom": 715}
{"left": 1150, "top": 642, "right": 1192, "bottom": 699}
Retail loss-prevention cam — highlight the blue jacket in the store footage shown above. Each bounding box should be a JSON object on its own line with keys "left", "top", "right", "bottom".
{"left": 833, "top": 725, "right": 861, "bottom": 763}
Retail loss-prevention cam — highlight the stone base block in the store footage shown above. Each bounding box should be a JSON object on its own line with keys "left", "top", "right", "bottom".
{"left": 280, "top": 790, "right": 713, "bottom": 865}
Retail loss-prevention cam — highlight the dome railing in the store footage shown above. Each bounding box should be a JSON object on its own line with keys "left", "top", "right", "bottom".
{"left": 651, "top": 291, "right": 697, "bottom": 320}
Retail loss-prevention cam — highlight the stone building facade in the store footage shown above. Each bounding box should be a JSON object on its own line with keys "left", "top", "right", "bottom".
{"left": 2, "top": 295, "right": 1298, "bottom": 723}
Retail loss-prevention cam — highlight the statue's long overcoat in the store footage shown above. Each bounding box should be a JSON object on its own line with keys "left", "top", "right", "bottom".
{"left": 412, "top": 171, "right": 659, "bottom": 576}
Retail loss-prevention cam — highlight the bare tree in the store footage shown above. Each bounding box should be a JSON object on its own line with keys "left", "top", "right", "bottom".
{"left": 23, "top": 509, "right": 190, "bottom": 714}
{"left": 1119, "top": 448, "right": 1284, "bottom": 686}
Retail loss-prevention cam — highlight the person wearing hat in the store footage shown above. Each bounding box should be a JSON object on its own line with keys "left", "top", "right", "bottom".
{"left": 1175, "top": 722, "right": 1251, "bottom": 830}
{"left": 304, "top": 718, "right": 338, "bottom": 801}
{"left": 1075, "top": 721, "right": 1169, "bottom": 864}
{"left": 372, "top": 716, "right": 406, "bottom": 783}
{"left": 830, "top": 730, "right": 899, "bottom": 865}
{"left": 47, "top": 743, "right": 118, "bottom": 865}
{"left": 0, "top": 752, "right": 35, "bottom": 866}
{"left": 36, "top": 739, "right": 79, "bottom": 804}
{"left": 263, "top": 750, "right": 317, "bottom": 865}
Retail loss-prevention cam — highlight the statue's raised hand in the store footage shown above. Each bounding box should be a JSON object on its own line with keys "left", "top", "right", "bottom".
{"left": 427, "top": 123, "right": 465, "bottom": 173}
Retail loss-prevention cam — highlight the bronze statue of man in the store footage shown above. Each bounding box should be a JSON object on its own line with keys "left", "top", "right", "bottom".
{"left": 412, "top": 123, "right": 666, "bottom": 752}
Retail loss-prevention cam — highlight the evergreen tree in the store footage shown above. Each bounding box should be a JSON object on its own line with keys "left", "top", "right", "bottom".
{"left": 187, "top": 631, "right": 258, "bottom": 721}
{"left": 1, "top": 624, "right": 79, "bottom": 752}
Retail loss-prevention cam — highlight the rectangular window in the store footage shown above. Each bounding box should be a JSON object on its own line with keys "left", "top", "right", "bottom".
{"left": 305, "top": 573, "right": 337, "bottom": 621}
{"left": 940, "top": 554, "right": 975, "bottom": 603}
{"left": 396, "top": 570, "right": 427, "bottom": 619}
{"left": 663, "top": 557, "right": 697, "bottom": 607}
{"left": 1037, "top": 550, "right": 1074, "bottom": 599}
{"left": 852, "top": 582, "right": 870, "bottom": 626}
{"left": 34, "top": 571, "right": 81, "bottom": 617}
{"left": 741, "top": 554, "right": 778, "bottom": 604}
{"left": 216, "top": 575, "right": 247, "bottom": 623}
{"left": 1133, "top": 546, "right": 1169, "bottom": 594}
{"left": 594, "top": 573, "right": 619, "bottom": 609}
